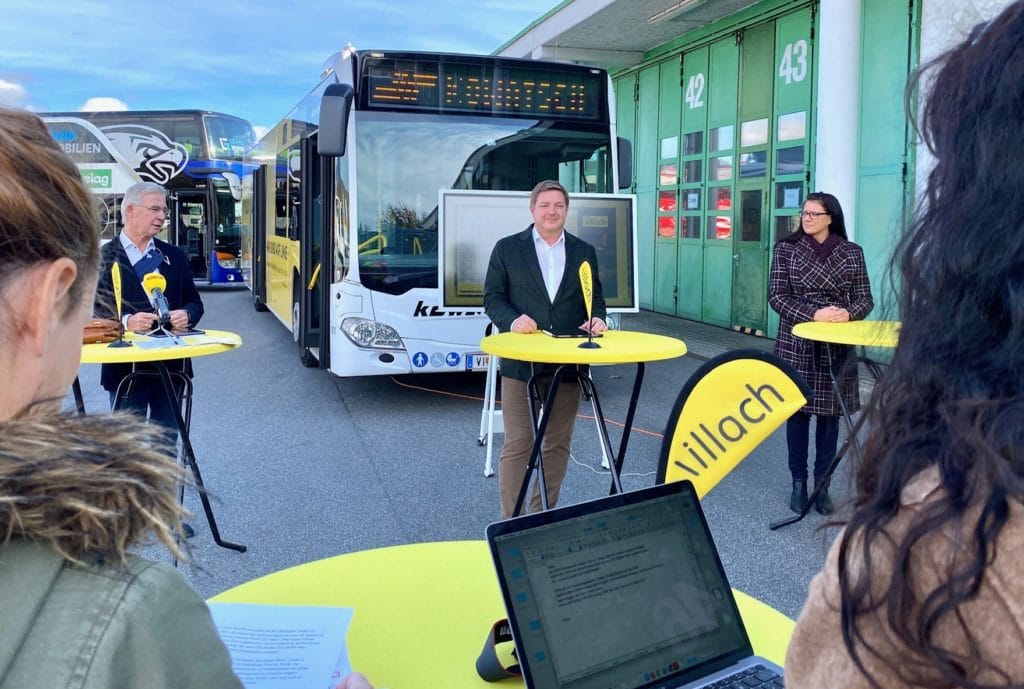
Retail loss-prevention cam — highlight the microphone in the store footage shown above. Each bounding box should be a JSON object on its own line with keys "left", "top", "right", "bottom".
{"left": 141, "top": 272, "right": 172, "bottom": 326}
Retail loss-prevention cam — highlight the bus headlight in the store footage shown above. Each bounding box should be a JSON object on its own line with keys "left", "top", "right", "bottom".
{"left": 341, "top": 317, "right": 404, "bottom": 349}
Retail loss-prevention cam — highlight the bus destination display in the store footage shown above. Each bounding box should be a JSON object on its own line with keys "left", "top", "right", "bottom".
{"left": 364, "top": 57, "right": 605, "bottom": 120}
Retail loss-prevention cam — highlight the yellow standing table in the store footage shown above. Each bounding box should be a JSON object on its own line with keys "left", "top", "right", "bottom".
{"left": 481, "top": 331, "right": 686, "bottom": 515}
{"left": 211, "top": 541, "right": 793, "bottom": 688}
{"left": 770, "top": 321, "right": 900, "bottom": 529}
{"left": 78, "top": 329, "right": 246, "bottom": 551}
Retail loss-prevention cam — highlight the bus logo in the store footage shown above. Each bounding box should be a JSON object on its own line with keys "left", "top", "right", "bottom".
{"left": 100, "top": 124, "right": 188, "bottom": 185}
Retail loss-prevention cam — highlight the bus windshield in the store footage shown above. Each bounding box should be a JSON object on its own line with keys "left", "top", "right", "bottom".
{"left": 355, "top": 111, "right": 612, "bottom": 295}
{"left": 205, "top": 114, "right": 256, "bottom": 159}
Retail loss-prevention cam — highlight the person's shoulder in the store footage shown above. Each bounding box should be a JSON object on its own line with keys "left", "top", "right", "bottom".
{"left": 494, "top": 228, "right": 531, "bottom": 249}
{"left": 100, "top": 238, "right": 122, "bottom": 258}
{"left": 839, "top": 239, "right": 865, "bottom": 255}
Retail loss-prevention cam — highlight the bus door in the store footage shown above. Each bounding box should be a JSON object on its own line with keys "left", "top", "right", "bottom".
{"left": 251, "top": 166, "right": 269, "bottom": 310}
{"left": 174, "top": 191, "right": 210, "bottom": 281}
{"left": 296, "top": 134, "right": 334, "bottom": 368}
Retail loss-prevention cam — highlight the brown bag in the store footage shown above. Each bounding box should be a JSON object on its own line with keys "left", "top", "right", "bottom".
{"left": 82, "top": 318, "right": 121, "bottom": 344}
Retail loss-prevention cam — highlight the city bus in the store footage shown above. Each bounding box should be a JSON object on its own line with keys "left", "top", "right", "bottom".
{"left": 42, "top": 109, "right": 256, "bottom": 284}
{"left": 244, "top": 47, "right": 631, "bottom": 375}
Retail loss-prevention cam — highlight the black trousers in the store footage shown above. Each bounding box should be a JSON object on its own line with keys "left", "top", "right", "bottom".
{"left": 785, "top": 411, "right": 839, "bottom": 483}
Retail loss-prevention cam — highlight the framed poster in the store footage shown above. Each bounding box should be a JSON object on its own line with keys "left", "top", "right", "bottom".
{"left": 439, "top": 190, "right": 637, "bottom": 311}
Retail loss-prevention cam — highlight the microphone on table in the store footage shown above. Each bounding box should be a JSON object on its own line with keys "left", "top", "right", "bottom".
{"left": 578, "top": 260, "right": 600, "bottom": 349}
{"left": 108, "top": 261, "right": 132, "bottom": 347}
{"left": 142, "top": 271, "right": 172, "bottom": 327}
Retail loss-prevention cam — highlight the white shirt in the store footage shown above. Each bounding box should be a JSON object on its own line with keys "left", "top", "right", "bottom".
{"left": 119, "top": 231, "right": 156, "bottom": 267}
{"left": 117, "top": 232, "right": 159, "bottom": 321}
{"left": 532, "top": 226, "right": 566, "bottom": 302}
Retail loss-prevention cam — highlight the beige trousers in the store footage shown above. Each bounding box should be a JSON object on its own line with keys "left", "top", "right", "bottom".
{"left": 498, "top": 375, "right": 582, "bottom": 518}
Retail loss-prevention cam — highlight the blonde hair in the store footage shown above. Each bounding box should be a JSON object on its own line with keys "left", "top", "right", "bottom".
{"left": 0, "top": 411, "right": 191, "bottom": 564}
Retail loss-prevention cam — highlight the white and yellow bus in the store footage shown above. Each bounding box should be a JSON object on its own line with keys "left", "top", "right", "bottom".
{"left": 243, "top": 47, "right": 631, "bottom": 375}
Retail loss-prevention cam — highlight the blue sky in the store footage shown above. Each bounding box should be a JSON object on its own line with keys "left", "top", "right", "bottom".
{"left": 0, "top": 1, "right": 560, "bottom": 135}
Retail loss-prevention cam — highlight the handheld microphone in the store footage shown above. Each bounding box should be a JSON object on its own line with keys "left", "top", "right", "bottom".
{"left": 141, "top": 272, "right": 172, "bottom": 326}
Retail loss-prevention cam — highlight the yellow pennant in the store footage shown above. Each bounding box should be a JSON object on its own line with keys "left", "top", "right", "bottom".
{"left": 657, "top": 351, "right": 812, "bottom": 499}
{"left": 111, "top": 262, "right": 123, "bottom": 322}
{"left": 578, "top": 260, "right": 593, "bottom": 323}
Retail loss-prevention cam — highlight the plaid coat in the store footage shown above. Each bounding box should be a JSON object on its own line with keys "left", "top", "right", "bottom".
{"left": 768, "top": 237, "right": 873, "bottom": 416}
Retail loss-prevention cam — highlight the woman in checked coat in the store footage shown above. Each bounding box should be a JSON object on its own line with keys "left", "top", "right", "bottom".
{"left": 769, "top": 192, "right": 873, "bottom": 516}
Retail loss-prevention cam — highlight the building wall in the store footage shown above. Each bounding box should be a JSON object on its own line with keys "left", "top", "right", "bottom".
{"left": 611, "top": 0, "right": 1013, "bottom": 334}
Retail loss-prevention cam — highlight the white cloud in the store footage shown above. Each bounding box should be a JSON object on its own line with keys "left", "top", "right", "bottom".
{"left": 0, "top": 79, "right": 28, "bottom": 107}
{"left": 80, "top": 97, "right": 128, "bottom": 112}
{"left": 253, "top": 125, "right": 270, "bottom": 140}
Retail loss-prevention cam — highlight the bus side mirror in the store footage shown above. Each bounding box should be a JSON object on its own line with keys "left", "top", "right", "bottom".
{"left": 616, "top": 137, "right": 633, "bottom": 190}
{"left": 318, "top": 83, "right": 354, "bottom": 157}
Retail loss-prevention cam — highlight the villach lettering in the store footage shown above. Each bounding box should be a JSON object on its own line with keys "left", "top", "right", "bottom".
{"left": 673, "top": 382, "right": 786, "bottom": 474}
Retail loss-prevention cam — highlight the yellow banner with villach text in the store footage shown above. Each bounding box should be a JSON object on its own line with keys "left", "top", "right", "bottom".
{"left": 656, "top": 350, "right": 812, "bottom": 499}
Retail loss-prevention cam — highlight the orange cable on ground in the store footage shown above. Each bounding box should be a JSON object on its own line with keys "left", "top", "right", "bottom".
{"left": 388, "top": 376, "right": 665, "bottom": 439}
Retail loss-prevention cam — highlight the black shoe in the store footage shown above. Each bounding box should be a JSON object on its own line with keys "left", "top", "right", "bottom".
{"left": 814, "top": 488, "right": 834, "bottom": 516}
{"left": 789, "top": 480, "right": 808, "bottom": 514}
{"left": 183, "top": 522, "right": 195, "bottom": 538}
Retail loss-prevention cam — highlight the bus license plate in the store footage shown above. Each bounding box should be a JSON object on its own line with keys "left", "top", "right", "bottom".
{"left": 467, "top": 354, "right": 490, "bottom": 371}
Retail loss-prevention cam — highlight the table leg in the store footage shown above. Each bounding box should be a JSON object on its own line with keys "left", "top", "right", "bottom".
{"left": 72, "top": 377, "right": 86, "bottom": 415}
{"left": 511, "top": 367, "right": 571, "bottom": 517}
{"left": 610, "top": 362, "right": 645, "bottom": 491}
{"left": 769, "top": 345, "right": 876, "bottom": 530}
{"left": 155, "top": 364, "right": 247, "bottom": 552}
{"left": 768, "top": 411, "right": 868, "bottom": 530}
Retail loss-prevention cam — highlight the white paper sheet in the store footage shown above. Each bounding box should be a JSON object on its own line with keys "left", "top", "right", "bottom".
{"left": 208, "top": 602, "right": 354, "bottom": 689}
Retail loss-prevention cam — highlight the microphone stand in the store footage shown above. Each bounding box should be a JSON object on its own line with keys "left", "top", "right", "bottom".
{"left": 108, "top": 316, "right": 132, "bottom": 348}
{"left": 578, "top": 325, "right": 601, "bottom": 349}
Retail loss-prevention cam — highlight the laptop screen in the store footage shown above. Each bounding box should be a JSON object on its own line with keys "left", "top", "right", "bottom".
{"left": 487, "top": 482, "right": 753, "bottom": 689}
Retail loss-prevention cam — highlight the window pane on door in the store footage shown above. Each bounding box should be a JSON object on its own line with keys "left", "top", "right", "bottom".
{"left": 739, "top": 151, "right": 767, "bottom": 178}
{"left": 740, "top": 189, "right": 763, "bottom": 241}
{"left": 775, "top": 215, "right": 800, "bottom": 241}
{"left": 740, "top": 118, "right": 769, "bottom": 147}
{"left": 682, "top": 215, "right": 701, "bottom": 239}
{"left": 709, "top": 215, "right": 732, "bottom": 240}
{"left": 777, "top": 111, "right": 807, "bottom": 142}
{"left": 709, "top": 156, "right": 733, "bottom": 181}
{"left": 659, "top": 163, "right": 678, "bottom": 186}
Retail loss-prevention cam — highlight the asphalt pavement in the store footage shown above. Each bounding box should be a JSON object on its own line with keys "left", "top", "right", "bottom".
{"left": 70, "top": 288, "right": 855, "bottom": 622}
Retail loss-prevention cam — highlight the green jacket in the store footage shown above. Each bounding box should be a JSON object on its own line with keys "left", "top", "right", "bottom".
{"left": 483, "top": 226, "right": 607, "bottom": 381}
{"left": 0, "top": 539, "right": 242, "bottom": 689}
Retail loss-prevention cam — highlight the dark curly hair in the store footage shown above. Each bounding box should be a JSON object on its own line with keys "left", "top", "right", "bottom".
{"left": 837, "top": 4, "right": 1024, "bottom": 688}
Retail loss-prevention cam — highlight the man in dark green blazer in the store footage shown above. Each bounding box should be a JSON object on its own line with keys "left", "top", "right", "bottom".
{"left": 484, "top": 180, "right": 608, "bottom": 518}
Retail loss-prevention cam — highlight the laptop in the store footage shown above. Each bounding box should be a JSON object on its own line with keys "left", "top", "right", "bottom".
{"left": 485, "top": 481, "right": 785, "bottom": 689}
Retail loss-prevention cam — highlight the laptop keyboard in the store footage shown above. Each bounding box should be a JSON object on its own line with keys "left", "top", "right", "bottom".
{"left": 705, "top": 664, "right": 783, "bottom": 689}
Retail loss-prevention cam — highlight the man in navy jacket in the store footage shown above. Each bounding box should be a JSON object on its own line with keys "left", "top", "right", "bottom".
{"left": 94, "top": 182, "right": 203, "bottom": 432}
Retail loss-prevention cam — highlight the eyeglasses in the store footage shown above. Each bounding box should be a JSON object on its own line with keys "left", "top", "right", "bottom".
{"left": 138, "top": 205, "right": 170, "bottom": 215}
{"left": 800, "top": 210, "right": 829, "bottom": 219}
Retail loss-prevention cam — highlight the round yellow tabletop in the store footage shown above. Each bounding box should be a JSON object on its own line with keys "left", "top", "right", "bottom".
{"left": 80, "top": 329, "right": 242, "bottom": 364}
{"left": 792, "top": 320, "right": 900, "bottom": 348}
{"left": 211, "top": 541, "right": 793, "bottom": 688}
{"left": 481, "top": 330, "right": 686, "bottom": 365}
